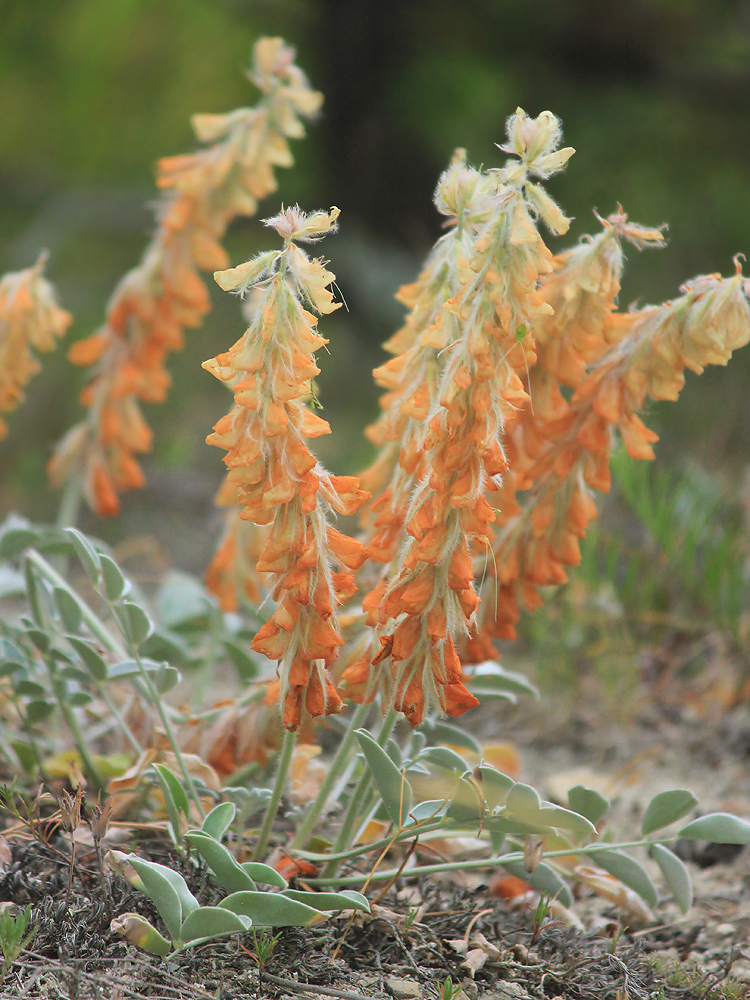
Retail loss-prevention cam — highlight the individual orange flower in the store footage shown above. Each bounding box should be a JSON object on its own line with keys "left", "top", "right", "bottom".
{"left": 50, "top": 38, "right": 322, "bottom": 517}
{"left": 204, "top": 206, "right": 370, "bottom": 731}
{"left": 0, "top": 253, "right": 71, "bottom": 439}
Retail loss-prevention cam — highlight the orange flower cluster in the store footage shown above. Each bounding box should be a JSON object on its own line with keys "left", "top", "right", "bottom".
{"left": 49, "top": 38, "right": 322, "bottom": 517}
{"left": 0, "top": 253, "right": 71, "bottom": 439}
{"left": 204, "top": 207, "right": 369, "bottom": 731}
{"left": 474, "top": 254, "right": 750, "bottom": 649}
{"left": 359, "top": 153, "right": 493, "bottom": 550}
{"left": 348, "top": 111, "right": 575, "bottom": 725}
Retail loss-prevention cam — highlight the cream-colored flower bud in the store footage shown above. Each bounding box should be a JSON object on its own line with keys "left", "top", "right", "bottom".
{"left": 502, "top": 108, "right": 530, "bottom": 157}
{"left": 434, "top": 161, "right": 485, "bottom": 220}
{"left": 265, "top": 205, "right": 339, "bottom": 242}
{"left": 214, "top": 250, "right": 277, "bottom": 293}
{"left": 531, "top": 146, "right": 575, "bottom": 179}
{"left": 525, "top": 110, "right": 562, "bottom": 162}
{"left": 525, "top": 182, "right": 571, "bottom": 235}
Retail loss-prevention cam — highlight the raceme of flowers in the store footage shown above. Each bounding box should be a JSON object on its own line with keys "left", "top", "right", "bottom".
{"left": 473, "top": 246, "right": 750, "bottom": 653}
{"left": 345, "top": 111, "right": 575, "bottom": 726}
{"left": 203, "top": 206, "right": 369, "bottom": 731}
{"left": 49, "top": 37, "right": 322, "bottom": 517}
{"left": 0, "top": 253, "right": 71, "bottom": 439}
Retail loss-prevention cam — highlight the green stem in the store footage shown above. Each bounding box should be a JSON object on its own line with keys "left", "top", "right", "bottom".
{"left": 302, "top": 818, "right": 446, "bottom": 864}
{"left": 45, "top": 655, "right": 104, "bottom": 789}
{"left": 308, "top": 837, "right": 676, "bottom": 888}
{"left": 322, "top": 708, "right": 398, "bottom": 878}
{"left": 289, "top": 700, "right": 371, "bottom": 851}
{"left": 254, "top": 728, "right": 296, "bottom": 860}
{"left": 56, "top": 473, "right": 83, "bottom": 531}
{"left": 25, "top": 551, "right": 142, "bottom": 753}
{"left": 94, "top": 688, "right": 143, "bottom": 755}
{"left": 25, "top": 551, "right": 126, "bottom": 658}
{"left": 191, "top": 607, "right": 222, "bottom": 711}
{"left": 130, "top": 646, "right": 205, "bottom": 820}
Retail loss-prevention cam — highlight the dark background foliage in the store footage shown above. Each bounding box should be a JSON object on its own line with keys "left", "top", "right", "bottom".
{"left": 2, "top": 0, "right": 749, "bottom": 565}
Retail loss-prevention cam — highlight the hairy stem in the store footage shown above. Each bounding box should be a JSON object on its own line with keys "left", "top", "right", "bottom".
{"left": 290, "top": 700, "right": 371, "bottom": 851}
{"left": 322, "top": 708, "right": 398, "bottom": 878}
{"left": 254, "top": 727, "right": 296, "bottom": 860}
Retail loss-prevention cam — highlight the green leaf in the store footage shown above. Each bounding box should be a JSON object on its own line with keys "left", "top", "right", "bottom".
{"left": 678, "top": 812, "right": 750, "bottom": 844}
{"left": 24, "top": 699, "right": 55, "bottom": 723}
{"left": 406, "top": 799, "right": 449, "bottom": 825}
{"left": 447, "top": 774, "right": 483, "bottom": 823}
{"left": 422, "top": 747, "right": 470, "bottom": 772}
{"left": 157, "top": 572, "right": 213, "bottom": 631}
{"left": 60, "top": 664, "right": 89, "bottom": 683}
{"left": 126, "top": 858, "right": 192, "bottom": 941}
{"left": 23, "top": 561, "right": 44, "bottom": 627}
{"left": 99, "top": 554, "right": 128, "bottom": 602}
{"left": 503, "top": 782, "right": 595, "bottom": 843}
{"left": 240, "top": 862, "right": 287, "bottom": 888}
{"left": 220, "top": 891, "right": 321, "bottom": 927}
{"left": 201, "top": 802, "right": 236, "bottom": 841}
{"left": 178, "top": 906, "right": 250, "bottom": 946}
{"left": 153, "top": 764, "right": 189, "bottom": 844}
{"left": 24, "top": 628, "right": 49, "bottom": 653}
{"left": 471, "top": 687, "right": 516, "bottom": 706}
{"left": 111, "top": 913, "right": 172, "bottom": 957}
{"left": 223, "top": 639, "right": 259, "bottom": 680}
{"left": 281, "top": 889, "right": 370, "bottom": 913}
{"left": 0, "top": 527, "right": 39, "bottom": 559}
{"left": 478, "top": 765, "right": 514, "bottom": 811}
{"left": 67, "top": 690, "right": 94, "bottom": 707}
{"left": 537, "top": 804, "right": 596, "bottom": 843}
{"left": 154, "top": 664, "right": 181, "bottom": 694}
{"left": 15, "top": 679, "right": 47, "bottom": 697}
{"left": 468, "top": 661, "right": 539, "bottom": 699}
{"left": 0, "top": 638, "right": 25, "bottom": 672}
{"left": 184, "top": 831, "right": 256, "bottom": 893}
{"left": 642, "top": 789, "right": 698, "bottom": 836}
{"left": 588, "top": 848, "right": 658, "bottom": 908}
{"left": 649, "top": 844, "right": 692, "bottom": 914}
{"left": 53, "top": 587, "right": 83, "bottom": 633}
{"left": 0, "top": 566, "right": 26, "bottom": 598}
{"left": 355, "top": 729, "right": 412, "bottom": 828}
{"left": 116, "top": 603, "right": 153, "bottom": 647}
{"left": 421, "top": 721, "right": 482, "bottom": 754}
{"left": 108, "top": 658, "right": 166, "bottom": 680}
{"left": 140, "top": 630, "right": 190, "bottom": 666}
{"left": 67, "top": 637, "right": 109, "bottom": 682}
{"left": 64, "top": 529, "right": 101, "bottom": 582}
{"left": 505, "top": 782, "right": 541, "bottom": 820}
{"left": 500, "top": 859, "right": 573, "bottom": 908}
{"left": 568, "top": 785, "right": 610, "bottom": 827}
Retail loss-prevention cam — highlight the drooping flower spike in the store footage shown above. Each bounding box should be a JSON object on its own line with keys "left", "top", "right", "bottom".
{"left": 0, "top": 253, "right": 71, "bottom": 439}
{"left": 459, "top": 207, "right": 665, "bottom": 661}
{"left": 204, "top": 206, "right": 370, "bottom": 731}
{"left": 474, "top": 258, "right": 750, "bottom": 649}
{"left": 50, "top": 38, "right": 322, "bottom": 517}
{"left": 349, "top": 110, "right": 574, "bottom": 725}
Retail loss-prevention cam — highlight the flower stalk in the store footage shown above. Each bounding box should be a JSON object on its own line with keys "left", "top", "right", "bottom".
{"left": 50, "top": 38, "right": 323, "bottom": 519}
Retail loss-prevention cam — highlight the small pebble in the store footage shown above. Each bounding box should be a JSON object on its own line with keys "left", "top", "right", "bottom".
{"left": 511, "top": 943, "right": 529, "bottom": 964}
{"left": 461, "top": 980, "right": 478, "bottom": 1000}
{"left": 386, "top": 978, "right": 421, "bottom": 1000}
{"left": 714, "top": 922, "right": 736, "bottom": 938}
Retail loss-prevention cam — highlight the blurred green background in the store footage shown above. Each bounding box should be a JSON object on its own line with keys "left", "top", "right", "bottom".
{"left": 1, "top": 0, "right": 749, "bottom": 571}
